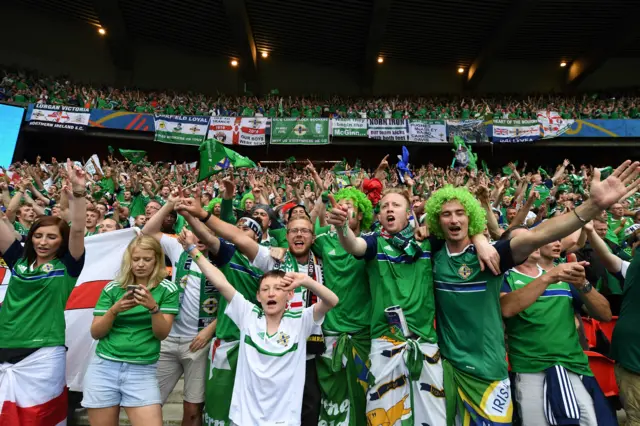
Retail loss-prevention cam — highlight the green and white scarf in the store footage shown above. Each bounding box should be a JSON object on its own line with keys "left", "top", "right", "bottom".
{"left": 380, "top": 224, "right": 423, "bottom": 258}
{"left": 175, "top": 251, "right": 219, "bottom": 331}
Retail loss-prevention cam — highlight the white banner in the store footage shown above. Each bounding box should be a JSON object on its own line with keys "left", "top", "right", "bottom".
{"left": 0, "top": 229, "right": 139, "bottom": 391}
{"left": 408, "top": 120, "right": 447, "bottom": 142}
{"left": 27, "top": 103, "right": 90, "bottom": 131}
{"left": 330, "top": 118, "right": 368, "bottom": 137}
{"left": 83, "top": 154, "right": 103, "bottom": 177}
{"left": 536, "top": 110, "right": 573, "bottom": 139}
{"left": 208, "top": 116, "right": 268, "bottom": 146}
{"left": 367, "top": 119, "right": 408, "bottom": 141}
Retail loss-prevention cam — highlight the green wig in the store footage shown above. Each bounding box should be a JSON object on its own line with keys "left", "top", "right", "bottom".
{"left": 206, "top": 197, "right": 222, "bottom": 212}
{"left": 334, "top": 187, "right": 374, "bottom": 231}
{"left": 240, "top": 192, "right": 255, "bottom": 210}
{"left": 424, "top": 185, "right": 487, "bottom": 239}
{"left": 304, "top": 180, "right": 315, "bottom": 191}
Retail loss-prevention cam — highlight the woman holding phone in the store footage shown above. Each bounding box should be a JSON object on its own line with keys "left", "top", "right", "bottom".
{"left": 82, "top": 235, "right": 180, "bottom": 426}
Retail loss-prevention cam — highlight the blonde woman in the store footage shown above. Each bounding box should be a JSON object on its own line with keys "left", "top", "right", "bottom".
{"left": 82, "top": 235, "right": 180, "bottom": 426}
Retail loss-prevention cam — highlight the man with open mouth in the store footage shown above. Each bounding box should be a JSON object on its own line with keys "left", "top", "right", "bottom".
{"left": 327, "top": 187, "right": 497, "bottom": 426}
{"left": 424, "top": 159, "right": 639, "bottom": 425}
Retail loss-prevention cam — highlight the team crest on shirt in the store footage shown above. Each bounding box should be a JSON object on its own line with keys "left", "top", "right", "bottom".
{"left": 41, "top": 263, "right": 53, "bottom": 273}
{"left": 202, "top": 297, "right": 218, "bottom": 314}
{"left": 276, "top": 332, "right": 290, "bottom": 346}
{"left": 179, "top": 275, "right": 188, "bottom": 289}
{"left": 458, "top": 264, "right": 472, "bottom": 279}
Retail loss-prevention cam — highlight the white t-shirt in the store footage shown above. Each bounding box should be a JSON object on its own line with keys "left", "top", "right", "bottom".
{"left": 160, "top": 235, "right": 205, "bottom": 338}
{"left": 251, "top": 245, "right": 324, "bottom": 360}
{"left": 226, "top": 292, "right": 323, "bottom": 426}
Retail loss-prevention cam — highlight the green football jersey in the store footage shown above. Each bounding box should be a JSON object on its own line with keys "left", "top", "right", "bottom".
{"left": 313, "top": 231, "right": 370, "bottom": 333}
{"left": 503, "top": 266, "right": 591, "bottom": 376}
{"left": 94, "top": 279, "right": 180, "bottom": 364}
{"left": 360, "top": 232, "right": 437, "bottom": 341}
{"left": 215, "top": 241, "right": 262, "bottom": 341}
{"left": 611, "top": 258, "right": 640, "bottom": 373}
{"left": 434, "top": 242, "right": 513, "bottom": 381}
{"left": 13, "top": 221, "right": 30, "bottom": 238}
{"left": 0, "top": 242, "right": 84, "bottom": 348}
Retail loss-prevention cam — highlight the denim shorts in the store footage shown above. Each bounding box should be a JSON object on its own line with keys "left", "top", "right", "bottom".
{"left": 81, "top": 355, "right": 162, "bottom": 408}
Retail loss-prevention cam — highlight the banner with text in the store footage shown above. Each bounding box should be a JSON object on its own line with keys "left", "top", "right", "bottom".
{"left": 154, "top": 115, "right": 209, "bottom": 145}
{"left": 367, "top": 119, "right": 408, "bottom": 141}
{"left": 446, "top": 119, "right": 489, "bottom": 143}
{"left": 536, "top": 111, "right": 574, "bottom": 139}
{"left": 26, "top": 104, "right": 90, "bottom": 131}
{"left": 270, "top": 118, "right": 330, "bottom": 145}
{"left": 408, "top": 120, "right": 447, "bottom": 142}
{"left": 207, "top": 116, "right": 268, "bottom": 146}
{"left": 331, "top": 118, "right": 368, "bottom": 137}
{"left": 493, "top": 119, "right": 541, "bottom": 142}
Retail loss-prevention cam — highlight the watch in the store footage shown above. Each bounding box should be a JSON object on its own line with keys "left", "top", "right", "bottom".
{"left": 579, "top": 281, "right": 593, "bottom": 294}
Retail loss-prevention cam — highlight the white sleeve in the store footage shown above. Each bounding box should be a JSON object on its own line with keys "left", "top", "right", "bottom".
{"left": 250, "top": 244, "right": 276, "bottom": 272}
{"left": 301, "top": 305, "right": 324, "bottom": 338}
{"left": 620, "top": 261, "right": 631, "bottom": 279}
{"left": 160, "top": 234, "right": 183, "bottom": 265}
{"left": 224, "top": 292, "right": 253, "bottom": 329}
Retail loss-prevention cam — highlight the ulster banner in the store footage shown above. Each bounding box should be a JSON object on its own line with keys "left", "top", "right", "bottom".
{"left": 26, "top": 103, "right": 91, "bottom": 131}
{"left": 207, "top": 117, "right": 268, "bottom": 146}
{"left": 536, "top": 110, "right": 573, "bottom": 139}
{"left": 154, "top": 115, "right": 209, "bottom": 145}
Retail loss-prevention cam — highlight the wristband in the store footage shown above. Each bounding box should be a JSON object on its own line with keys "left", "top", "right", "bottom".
{"left": 149, "top": 304, "right": 160, "bottom": 314}
{"left": 200, "top": 211, "right": 212, "bottom": 223}
{"left": 194, "top": 252, "right": 203, "bottom": 261}
{"left": 185, "top": 244, "right": 196, "bottom": 253}
{"left": 573, "top": 208, "right": 588, "bottom": 224}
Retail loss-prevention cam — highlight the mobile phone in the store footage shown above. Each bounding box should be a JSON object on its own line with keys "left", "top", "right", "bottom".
{"left": 126, "top": 285, "right": 139, "bottom": 298}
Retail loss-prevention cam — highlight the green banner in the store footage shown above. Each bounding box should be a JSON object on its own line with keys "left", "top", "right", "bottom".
{"left": 271, "top": 118, "right": 329, "bottom": 145}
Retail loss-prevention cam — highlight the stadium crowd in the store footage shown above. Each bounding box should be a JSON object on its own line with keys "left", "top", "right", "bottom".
{"left": 1, "top": 150, "right": 640, "bottom": 426}
{"left": 4, "top": 67, "right": 640, "bottom": 119}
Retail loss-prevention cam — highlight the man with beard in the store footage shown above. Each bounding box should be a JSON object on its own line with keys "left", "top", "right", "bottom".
{"left": 182, "top": 188, "right": 324, "bottom": 426}
{"left": 327, "top": 187, "right": 497, "bottom": 426}
{"left": 424, "top": 160, "right": 638, "bottom": 424}
{"left": 500, "top": 226, "right": 614, "bottom": 425}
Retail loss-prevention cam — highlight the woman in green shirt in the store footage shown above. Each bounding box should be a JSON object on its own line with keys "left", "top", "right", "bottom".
{"left": 82, "top": 235, "right": 179, "bottom": 426}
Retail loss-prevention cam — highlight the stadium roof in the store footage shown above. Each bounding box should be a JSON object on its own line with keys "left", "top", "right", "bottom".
{"left": 15, "top": 0, "right": 640, "bottom": 91}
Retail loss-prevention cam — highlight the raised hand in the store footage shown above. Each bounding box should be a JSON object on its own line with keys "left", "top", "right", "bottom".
{"left": 177, "top": 228, "right": 198, "bottom": 250}
{"left": 589, "top": 160, "right": 640, "bottom": 210}
{"left": 66, "top": 158, "right": 86, "bottom": 192}
{"left": 325, "top": 194, "right": 348, "bottom": 227}
{"left": 280, "top": 272, "right": 309, "bottom": 292}
{"left": 175, "top": 197, "right": 206, "bottom": 219}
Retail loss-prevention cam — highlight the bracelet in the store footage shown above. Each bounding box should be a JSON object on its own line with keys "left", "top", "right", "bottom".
{"left": 149, "top": 304, "right": 160, "bottom": 314}
{"left": 194, "top": 252, "right": 203, "bottom": 261}
{"left": 573, "top": 208, "right": 588, "bottom": 224}
{"left": 185, "top": 244, "right": 196, "bottom": 253}
{"left": 200, "top": 211, "right": 212, "bottom": 223}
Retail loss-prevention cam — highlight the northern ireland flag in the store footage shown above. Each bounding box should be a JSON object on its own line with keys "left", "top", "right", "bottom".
{"left": 207, "top": 116, "right": 267, "bottom": 146}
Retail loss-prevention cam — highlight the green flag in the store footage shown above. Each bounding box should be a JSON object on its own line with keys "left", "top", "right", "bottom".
{"left": 225, "top": 149, "right": 257, "bottom": 169}
{"left": 285, "top": 156, "right": 296, "bottom": 166}
{"left": 481, "top": 160, "right": 490, "bottom": 175}
{"left": 198, "top": 140, "right": 231, "bottom": 181}
{"left": 333, "top": 158, "right": 347, "bottom": 173}
{"left": 119, "top": 149, "right": 147, "bottom": 165}
{"left": 354, "top": 158, "right": 361, "bottom": 171}
{"left": 108, "top": 146, "right": 115, "bottom": 155}
{"left": 270, "top": 89, "right": 280, "bottom": 95}
{"left": 502, "top": 161, "right": 519, "bottom": 175}
{"left": 537, "top": 167, "right": 548, "bottom": 177}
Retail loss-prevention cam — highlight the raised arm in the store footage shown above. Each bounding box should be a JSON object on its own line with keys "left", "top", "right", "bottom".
{"left": 281, "top": 272, "right": 339, "bottom": 322}
{"left": 326, "top": 195, "right": 367, "bottom": 256}
{"left": 178, "top": 230, "right": 236, "bottom": 303}
{"left": 141, "top": 192, "right": 178, "bottom": 241}
{"left": 585, "top": 223, "right": 623, "bottom": 274}
{"left": 66, "top": 160, "right": 87, "bottom": 260}
{"left": 176, "top": 197, "right": 260, "bottom": 261}
{"left": 180, "top": 209, "right": 221, "bottom": 255}
{"left": 510, "top": 161, "right": 639, "bottom": 264}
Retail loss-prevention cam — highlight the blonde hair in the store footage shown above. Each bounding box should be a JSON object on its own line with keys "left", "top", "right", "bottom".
{"left": 115, "top": 235, "right": 167, "bottom": 289}
{"left": 380, "top": 187, "right": 411, "bottom": 209}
